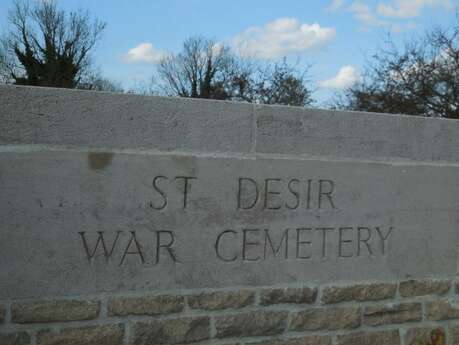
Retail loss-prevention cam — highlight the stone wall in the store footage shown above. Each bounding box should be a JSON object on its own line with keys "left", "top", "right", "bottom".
{"left": 1, "top": 85, "right": 459, "bottom": 345}
{"left": 1, "top": 279, "right": 459, "bottom": 344}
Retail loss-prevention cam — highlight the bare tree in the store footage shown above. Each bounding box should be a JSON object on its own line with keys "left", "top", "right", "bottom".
{"left": 0, "top": 0, "right": 106, "bottom": 88}
{"left": 335, "top": 19, "right": 459, "bottom": 119}
{"left": 253, "top": 59, "right": 313, "bottom": 106}
{"left": 155, "top": 36, "right": 313, "bottom": 105}
{"left": 77, "top": 70, "right": 124, "bottom": 93}
{"left": 157, "top": 37, "right": 253, "bottom": 101}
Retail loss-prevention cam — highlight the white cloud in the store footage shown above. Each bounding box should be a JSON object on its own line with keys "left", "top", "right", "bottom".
{"left": 348, "top": 1, "right": 388, "bottom": 27}
{"left": 327, "top": 0, "right": 345, "bottom": 11}
{"left": 377, "top": 0, "right": 453, "bottom": 18}
{"left": 123, "top": 43, "right": 165, "bottom": 64}
{"left": 233, "top": 17, "right": 336, "bottom": 59}
{"left": 319, "top": 65, "right": 361, "bottom": 89}
{"left": 346, "top": 1, "right": 418, "bottom": 32}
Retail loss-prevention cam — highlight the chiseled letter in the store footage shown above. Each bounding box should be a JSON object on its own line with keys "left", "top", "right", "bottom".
{"left": 264, "top": 178, "right": 282, "bottom": 210}
{"left": 318, "top": 179, "right": 336, "bottom": 209}
{"left": 119, "top": 231, "right": 145, "bottom": 266}
{"left": 156, "top": 230, "right": 178, "bottom": 263}
{"left": 357, "top": 227, "right": 373, "bottom": 256}
{"left": 376, "top": 226, "right": 394, "bottom": 255}
{"left": 286, "top": 179, "right": 300, "bottom": 210}
{"left": 79, "top": 231, "right": 122, "bottom": 262}
{"left": 215, "top": 230, "right": 238, "bottom": 262}
{"left": 151, "top": 175, "right": 168, "bottom": 210}
{"left": 242, "top": 229, "right": 261, "bottom": 261}
{"left": 338, "top": 227, "right": 353, "bottom": 258}
{"left": 264, "top": 228, "right": 289, "bottom": 259}
{"left": 296, "top": 228, "right": 312, "bottom": 259}
{"left": 316, "top": 227, "right": 334, "bottom": 258}
{"left": 175, "top": 176, "right": 197, "bottom": 209}
{"left": 237, "top": 178, "right": 259, "bottom": 209}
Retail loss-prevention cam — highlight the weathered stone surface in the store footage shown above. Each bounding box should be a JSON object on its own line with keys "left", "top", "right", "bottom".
{"left": 11, "top": 300, "right": 99, "bottom": 323}
{"left": 0, "top": 85, "right": 253, "bottom": 153}
{"left": 426, "top": 300, "right": 459, "bottom": 321}
{"left": 260, "top": 287, "right": 317, "bottom": 305}
{"left": 0, "top": 332, "right": 31, "bottom": 345}
{"left": 321, "top": 283, "right": 396, "bottom": 303}
{"left": 2, "top": 150, "right": 458, "bottom": 298}
{"left": 131, "top": 317, "right": 209, "bottom": 345}
{"left": 449, "top": 323, "right": 459, "bottom": 345}
{"left": 1, "top": 85, "right": 459, "bottom": 298}
{"left": 289, "top": 306, "right": 360, "bottom": 331}
{"left": 215, "top": 311, "right": 287, "bottom": 338}
{"left": 336, "top": 330, "right": 400, "bottom": 345}
{"left": 0, "top": 305, "right": 5, "bottom": 323}
{"left": 108, "top": 295, "right": 184, "bottom": 316}
{"left": 254, "top": 103, "right": 459, "bottom": 162}
{"left": 188, "top": 290, "right": 254, "bottom": 310}
{"left": 37, "top": 324, "right": 123, "bottom": 345}
{"left": 363, "top": 303, "right": 422, "bottom": 326}
{"left": 246, "top": 335, "right": 331, "bottom": 345}
{"left": 5, "top": 85, "right": 459, "bottom": 162}
{"left": 399, "top": 279, "right": 451, "bottom": 297}
{"left": 404, "top": 327, "right": 445, "bottom": 345}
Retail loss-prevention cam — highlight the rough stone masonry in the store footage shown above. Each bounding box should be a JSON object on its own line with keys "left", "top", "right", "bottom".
{"left": 1, "top": 85, "right": 459, "bottom": 345}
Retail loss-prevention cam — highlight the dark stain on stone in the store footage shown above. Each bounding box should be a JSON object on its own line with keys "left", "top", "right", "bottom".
{"left": 88, "top": 152, "right": 114, "bottom": 170}
{"left": 410, "top": 329, "right": 445, "bottom": 345}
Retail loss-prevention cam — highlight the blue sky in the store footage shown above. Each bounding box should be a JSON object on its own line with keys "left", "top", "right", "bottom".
{"left": 0, "top": 0, "right": 457, "bottom": 105}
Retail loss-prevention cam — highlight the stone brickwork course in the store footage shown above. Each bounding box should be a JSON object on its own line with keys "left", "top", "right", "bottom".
{"left": 1, "top": 85, "right": 459, "bottom": 344}
{"left": 0, "top": 280, "right": 458, "bottom": 344}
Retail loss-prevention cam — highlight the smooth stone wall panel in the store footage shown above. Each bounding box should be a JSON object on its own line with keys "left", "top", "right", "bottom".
{"left": 0, "top": 86, "right": 253, "bottom": 153}
{"left": 0, "top": 150, "right": 457, "bottom": 299}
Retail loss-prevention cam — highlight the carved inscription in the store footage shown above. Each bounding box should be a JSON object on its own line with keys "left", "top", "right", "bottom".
{"left": 79, "top": 231, "right": 178, "bottom": 265}
{"left": 150, "top": 175, "right": 197, "bottom": 209}
{"left": 79, "top": 174, "right": 395, "bottom": 266}
{"left": 214, "top": 226, "right": 393, "bottom": 262}
{"left": 237, "top": 178, "right": 336, "bottom": 210}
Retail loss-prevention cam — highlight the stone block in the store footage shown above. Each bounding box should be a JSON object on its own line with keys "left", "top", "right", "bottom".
{"left": 321, "top": 283, "right": 396, "bottom": 303}
{"left": 336, "top": 330, "right": 400, "bottom": 345}
{"left": 187, "top": 290, "right": 254, "bottom": 310}
{"left": 426, "top": 300, "right": 459, "bottom": 321}
{"left": 37, "top": 324, "right": 123, "bottom": 345}
{"left": 404, "top": 327, "right": 445, "bottom": 345}
{"left": 448, "top": 323, "right": 459, "bottom": 345}
{"left": 0, "top": 332, "right": 31, "bottom": 345}
{"left": 1, "top": 150, "right": 458, "bottom": 298}
{"left": 0, "top": 85, "right": 253, "bottom": 153}
{"left": 363, "top": 303, "right": 422, "bottom": 326}
{"left": 108, "top": 295, "right": 184, "bottom": 316}
{"left": 215, "top": 311, "right": 287, "bottom": 338}
{"left": 254, "top": 104, "right": 459, "bottom": 162}
{"left": 260, "top": 287, "right": 317, "bottom": 305}
{"left": 246, "top": 336, "right": 331, "bottom": 345}
{"left": 11, "top": 300, "right": 99, "bottom": 323}
{"left": 131, "top": 317, "right": 209, "bottom": 345}
{"left": 289, "top": 306, "right": 360, "bottom": 331}
{"left": 399, "top": 279, "right": 451, "bottom": 297}
{"left": 0, "top": 305, "right": 5, "bottom": 323}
